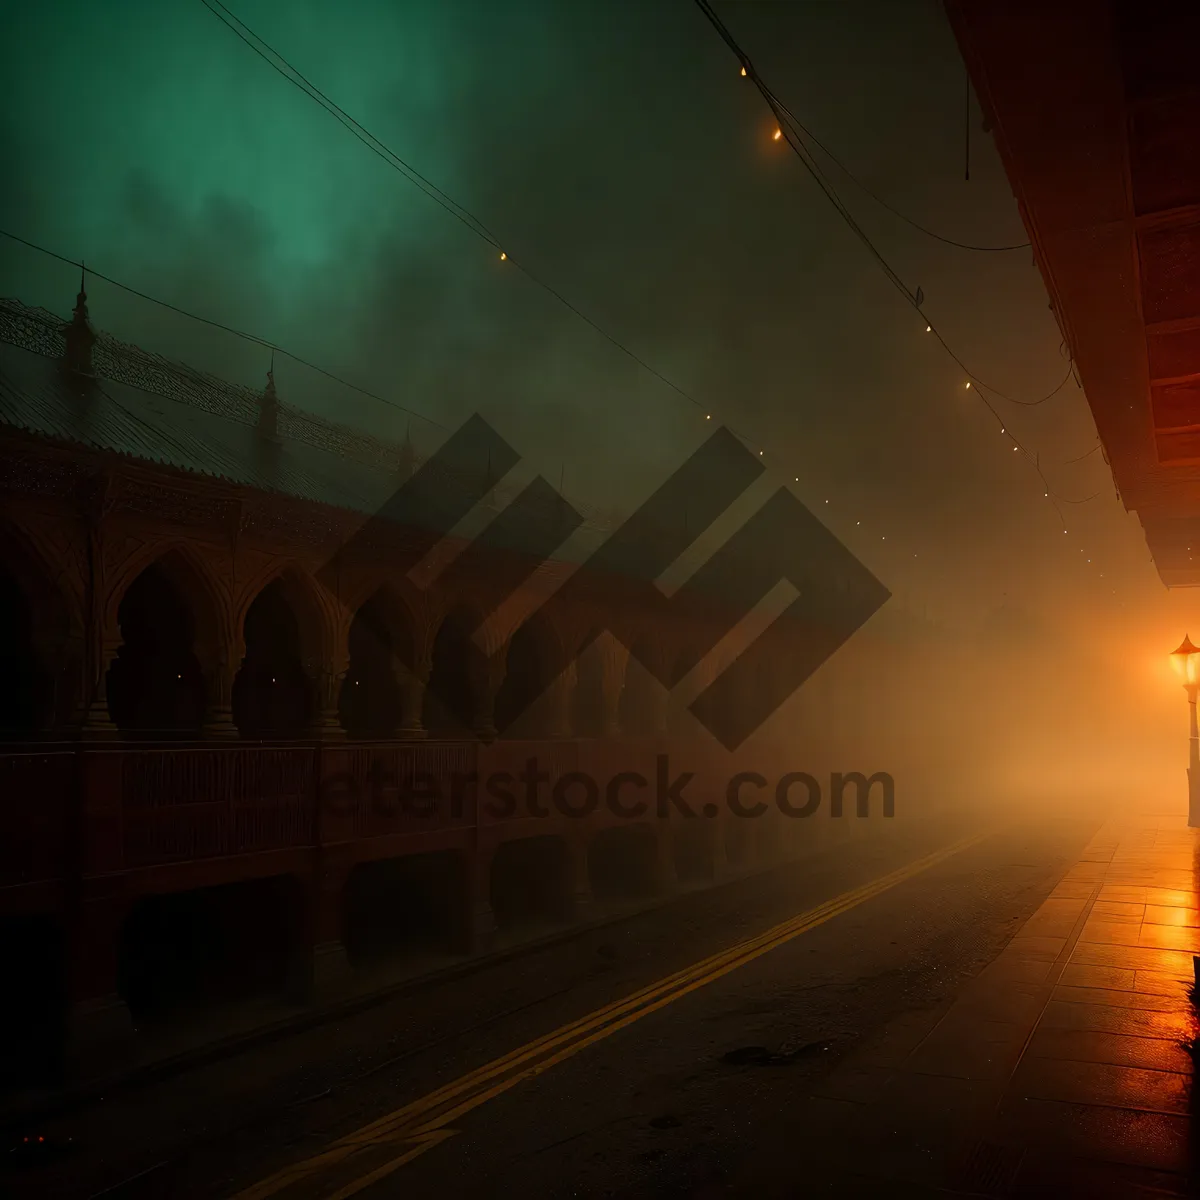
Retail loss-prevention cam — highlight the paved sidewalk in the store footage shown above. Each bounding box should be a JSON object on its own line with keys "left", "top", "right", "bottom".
{"left": 726, "top": 807, "right": 1200, "bottom": 1198}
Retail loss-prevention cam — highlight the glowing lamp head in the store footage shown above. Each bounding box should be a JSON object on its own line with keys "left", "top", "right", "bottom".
{"left": 772, "top": 128, "right": 782, "bottom": 141}
{"left": 1171, "top": 635, "right": 1200, "bottom": 685}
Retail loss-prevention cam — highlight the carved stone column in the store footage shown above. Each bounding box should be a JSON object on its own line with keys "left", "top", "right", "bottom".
{"left": 471, "top": 657, "right": 504, "bottom": 743}
{"left": 397, "top": 653, "right": 430, "bottom": 739}
{"left": 81, "top": 639, "right": 121, "bottom": 739}
{"left": 311, "top": 659, "right": 348, "bottom": 742}
{"left": 202, "top": 643, "right": 241, "bottom": 739}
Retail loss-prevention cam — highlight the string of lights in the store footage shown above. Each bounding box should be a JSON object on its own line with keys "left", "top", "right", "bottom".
{"left": 0, "top": 221, "right": 1113, "bottom": 591}
{"left": 777, "top": 104, "right": 1031, "bottom": 254}
{"left": 192, "top": 0, "right": 943, "bottom": 557}
{"left": 692, "top": 0, "right": 1112, "bottom": 571}
{"left": 0, "top": 1, "right": 1117, "bottom": 591}
{"left": 202, "top": 0, "right": 1114, "bottom": 574}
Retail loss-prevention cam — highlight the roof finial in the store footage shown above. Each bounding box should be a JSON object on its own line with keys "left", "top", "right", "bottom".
{"left": 258, "top": 351, "right": 281, "bottom": 441}
{"left": 73, "top": 260, "right": 89, "bottom": 322}
{"left": 62, "top": 259, "right": 96, "bottom": 381}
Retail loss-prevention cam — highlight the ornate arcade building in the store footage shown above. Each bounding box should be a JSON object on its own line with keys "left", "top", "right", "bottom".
{"left": 0, "top": 281, "right": 911, "bottom": 1090}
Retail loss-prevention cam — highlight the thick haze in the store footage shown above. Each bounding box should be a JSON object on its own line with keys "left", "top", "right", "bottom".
{"left": 3, "top": 0, "right": 1196, "bottom": 792}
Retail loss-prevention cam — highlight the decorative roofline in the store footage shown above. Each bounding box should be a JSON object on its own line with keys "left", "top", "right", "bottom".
{"left": 0, "top": 295, "right": 622, "bottom": 534}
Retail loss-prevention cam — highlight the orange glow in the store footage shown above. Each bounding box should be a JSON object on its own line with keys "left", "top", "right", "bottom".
{"left": 1171, "top": 634, "right": 1200, "bottom": 685}
{"left": 772, "top": 128, "right": 782, "bottom": 141}
{"left": 740, "top": 66, "right": 747, "bottom": 77}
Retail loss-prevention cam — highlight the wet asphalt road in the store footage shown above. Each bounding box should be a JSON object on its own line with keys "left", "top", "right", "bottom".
{"left": 6, "top": 806, "right": 1099, "bottom": 1200}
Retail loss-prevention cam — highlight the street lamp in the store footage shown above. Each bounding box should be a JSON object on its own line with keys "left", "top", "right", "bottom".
{"left": 1170, "top": 635, "right": 1200, "bottom": 826}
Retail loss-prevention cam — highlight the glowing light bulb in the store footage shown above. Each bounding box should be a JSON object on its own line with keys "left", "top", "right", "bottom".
{"left": 705, "top": 414, "right": 711, "bottom": 420}
{"left": 925, "top": 324, "right": 931, "bottom": 333}
{"left": 772, "top": 128, "right": 782, "bottom": 141}
{"left": 499, "top": 251, "right": 507, "bottom": 261}
{"left": 1012, "top": 446, "right": 1018, "bottom": 451}
{"left": 740, "top": 65, "right": 747, "bottom": 77}
{"left": 965, "top": 382, "right": 972, "bottom": 390}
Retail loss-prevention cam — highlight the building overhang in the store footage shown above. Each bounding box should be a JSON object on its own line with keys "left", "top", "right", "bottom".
{"left": 945, "top": 0, "right": 1200, "bottom": 585}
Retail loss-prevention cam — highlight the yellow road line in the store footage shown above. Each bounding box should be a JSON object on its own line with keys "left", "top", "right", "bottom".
{"left": 231, "top": 827, "right": 994, "bottom": 1200}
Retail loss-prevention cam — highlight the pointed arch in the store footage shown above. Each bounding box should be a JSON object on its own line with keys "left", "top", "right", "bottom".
{"left": 235, "top": 563, "right": 334, "bottom": 670}
{"left": 106, "top": 547, "right": 224, "bottom": 735}
{"left": 0, "top": 522, "right": 81, "bottom": 735}
{"left": 423, "top": 604, "right": 484, "bottom": 737}
{"left": 494, "top": 612, "right": 564, "bottom": 738}
{"left": 104, "top": 541, "right": 230, "bottom": 655}
{"left": 232, "top": 566, "right": 330, "bottom": 738}
{"left": 339, "top": 584, "right": 416, "bottom": 738}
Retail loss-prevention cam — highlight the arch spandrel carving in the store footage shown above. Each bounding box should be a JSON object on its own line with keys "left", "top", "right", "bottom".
{"left": 102, "top": 538, "right": 233, "bottom": 660}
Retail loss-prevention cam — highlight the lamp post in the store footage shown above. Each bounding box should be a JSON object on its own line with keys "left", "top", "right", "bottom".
{"left": 1170, "top": 635, "right": 1200, "bottom": 827}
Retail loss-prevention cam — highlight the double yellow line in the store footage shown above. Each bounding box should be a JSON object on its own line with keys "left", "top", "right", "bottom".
{"left": 232, "top": 828, "right": 994, "bottom": 1200}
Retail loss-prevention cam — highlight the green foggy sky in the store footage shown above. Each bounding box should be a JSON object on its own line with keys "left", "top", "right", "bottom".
{"left": 0, "top": 0, "right": 1157, "bottom": 630}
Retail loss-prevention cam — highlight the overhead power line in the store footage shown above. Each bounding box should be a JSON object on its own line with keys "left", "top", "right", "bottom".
{"left": 201, "top": 0, "right": 1108, "bottom": 557}
{"left": 690, "top": 0, "right": 1094, "bottom": 522}
{"left": 0, "top": 4, "right": 1110, "bottom": 583}
{"left": 197, "top": 0, "right": 717, "bottom": 423}
{"left": 0, "top": 227, "right": 450, "bottom": 432}
{"left": 771, "top": 97, "right": 1030, "bottom": 253}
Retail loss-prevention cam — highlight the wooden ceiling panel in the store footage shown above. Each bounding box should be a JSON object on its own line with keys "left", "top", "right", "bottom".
{"left": 1138, "top": 222, "right": 1200, "bottom": 326}
{"left": 946, "top": 0, "right": 1200, "bottom": 584}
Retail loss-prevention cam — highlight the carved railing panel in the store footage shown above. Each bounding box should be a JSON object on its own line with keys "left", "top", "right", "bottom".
{"left": 121, "top": 746, "right": 316, "bottom": 867}
{"left": 320, "top": 741, "right": 478, "bottom": 840}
